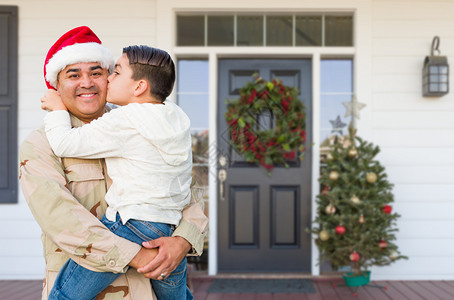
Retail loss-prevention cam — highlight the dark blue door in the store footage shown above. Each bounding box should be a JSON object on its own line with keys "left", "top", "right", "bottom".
{"left": 218, "top": 59, "right": 312, "bottom": 272}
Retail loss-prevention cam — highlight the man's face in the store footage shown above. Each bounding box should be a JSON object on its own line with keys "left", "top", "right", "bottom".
{"left": 107, "top": 53, "right": 138, "bottom": 106}
{"left": 57, "top": 62, "right": 108, "bottom": 123}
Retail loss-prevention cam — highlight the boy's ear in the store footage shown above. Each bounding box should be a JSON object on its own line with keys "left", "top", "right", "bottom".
{"left": 134, "top": 80, "right": 148, "bottom": 97}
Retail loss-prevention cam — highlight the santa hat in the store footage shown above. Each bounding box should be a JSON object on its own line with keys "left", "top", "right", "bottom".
{"left": 44, "top": 26, "right": 114, "bottom": 89}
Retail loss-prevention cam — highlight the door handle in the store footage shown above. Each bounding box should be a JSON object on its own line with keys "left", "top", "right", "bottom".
{"left": 218, "top": 169, "right": 227, "bottom": 201}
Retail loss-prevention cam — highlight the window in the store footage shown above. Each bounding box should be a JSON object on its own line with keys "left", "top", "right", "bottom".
{"left": 176, "top": 13, "right": 353, "bottom": 47}
{"left": 319, "top": 59, "right": 353, "bottom": 166}
{"left": 237, "top": 16, "right": 263, "bottom": 46}
{"left": 0, "top": 6, "right": 18, "bottom": 204}
{"left": 319, "top": 58, "right": 353, "bottom": 272}
{"left": 177, "top": 60, "right": 210, "bottom": 213}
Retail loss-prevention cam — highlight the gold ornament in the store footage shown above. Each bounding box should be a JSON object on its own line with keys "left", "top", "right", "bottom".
{"left": 358, "top": 214, "right": 365, "bottom": 224}
{"left": 325, "top": 204, "right": 336, "bottom": 215}
{"left": 366, "top": 172, "right": 377, "bottom": 183}
{"left": 389, "top": 250, "right": 398, "bottom": 260}
{"left": 329, "top": 171, "right": 339, "bottom": 181}
{"left": 350, "top": 195, "right": 361, "bottom": 204}
{"left": 319, "top": 230, "right": 330, "bottom": 241}
{"left": 348, "top": 148, "right": 358, "bottom": 158}
{"left": 326, "top": 153, "right": 334, "bottom": 161}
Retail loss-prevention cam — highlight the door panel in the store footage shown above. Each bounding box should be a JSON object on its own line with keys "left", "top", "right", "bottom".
{"left": 218, "top": 59, "right": 312, "bottom": 272}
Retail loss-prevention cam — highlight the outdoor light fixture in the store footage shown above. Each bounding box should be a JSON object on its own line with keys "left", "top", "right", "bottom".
{"left": 423, "top": 36, "right": 449, "bottom": 97}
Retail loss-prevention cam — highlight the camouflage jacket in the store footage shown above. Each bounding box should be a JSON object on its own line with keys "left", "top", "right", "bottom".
{"left": 19, "top": 114, "right": 208, "bottom": 300}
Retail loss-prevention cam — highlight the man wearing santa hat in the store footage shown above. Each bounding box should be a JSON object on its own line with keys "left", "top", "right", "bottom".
{"left": 19, "top": 26, "right": 207, "bottom": 299}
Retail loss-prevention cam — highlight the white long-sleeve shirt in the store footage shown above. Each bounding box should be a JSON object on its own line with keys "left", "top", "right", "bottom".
{"left": 44, "top": 101, "right": 192, "bottom": 225}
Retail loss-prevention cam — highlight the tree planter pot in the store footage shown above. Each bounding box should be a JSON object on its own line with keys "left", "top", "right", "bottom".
{"left": 342, "top": 271, "right": 371, "bottom": 287}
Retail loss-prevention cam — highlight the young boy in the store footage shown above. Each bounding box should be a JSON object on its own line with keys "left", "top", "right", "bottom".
{"left": 41, "top": 45, "right": 193, "bottom": 300}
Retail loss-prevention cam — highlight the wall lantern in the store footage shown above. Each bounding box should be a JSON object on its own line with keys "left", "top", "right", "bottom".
{"left": 423, "top": 36, "right": 449, "bottom": 97}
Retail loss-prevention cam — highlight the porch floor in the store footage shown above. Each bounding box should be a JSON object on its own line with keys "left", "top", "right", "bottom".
{"left": 191, "top": 276, "right": 454, "bottom": 300}
{"left": 2, "top": 276, "right": 454, "bottom": 300}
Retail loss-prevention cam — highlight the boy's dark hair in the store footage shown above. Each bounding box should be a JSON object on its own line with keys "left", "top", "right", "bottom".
{"left": 122, "top": 45, "right": 175, "bottom": 102}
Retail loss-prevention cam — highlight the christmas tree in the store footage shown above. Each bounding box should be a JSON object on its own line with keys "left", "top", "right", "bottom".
{"left": 311, "top": 126, "right": 407, "bottom": 276}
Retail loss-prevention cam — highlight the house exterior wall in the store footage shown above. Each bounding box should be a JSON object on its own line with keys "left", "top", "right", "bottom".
{"left": 0, "top": 0, "right": 452, "bottom": 280}
{"left": 0, "top": 0, "right": 160, "bottom": 280}
{"left": 370, "top": 0, "right": 454, "bottom": 280}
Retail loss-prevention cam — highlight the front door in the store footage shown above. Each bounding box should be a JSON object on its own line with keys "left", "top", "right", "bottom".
{"left": 217, "top": 59, "right": 312, "bottom": 272}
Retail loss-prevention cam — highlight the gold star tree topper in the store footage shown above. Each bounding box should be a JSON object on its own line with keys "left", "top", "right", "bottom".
{"left": 342, "top": 95, "right": 366, "bottom": 120}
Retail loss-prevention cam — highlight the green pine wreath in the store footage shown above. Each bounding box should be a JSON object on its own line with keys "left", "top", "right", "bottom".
{"left": 225, "top": 75, "right": 307, "bottom": 173}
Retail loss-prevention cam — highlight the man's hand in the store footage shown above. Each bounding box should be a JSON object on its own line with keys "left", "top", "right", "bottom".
{"left": 137, "top": 236, "right": 191, "bottom": 280}
{"left": 129, "top": 247, "right": 159, "bottom": 270}
{"left": 41, "top": 89, "right": 67, "bottom": 111}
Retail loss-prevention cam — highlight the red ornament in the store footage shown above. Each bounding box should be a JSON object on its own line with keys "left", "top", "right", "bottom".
{"left": 350, "top": 251, "right": 360, "bottom": 262}
{"left": 378, "top": 240, "right": 388, "bottom": 249}
{"left": 382, "top": 205, "right": 392, "bottom": 214}
{"left": 322, "top": 186, "right": 330, "bottom": 196}
{"left": 335, "top": 225, "right": 346, "bottom": 235}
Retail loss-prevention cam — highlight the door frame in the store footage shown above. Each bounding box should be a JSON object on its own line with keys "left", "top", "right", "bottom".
{"left": 181, "top": 51, "right": 358, "bottom": 276}
{"left": 201, "top": 52, "right": 325, "bottom": 276}
{"left": 216, "top": 58, "right": 313, "bottom": 272}
{"left": 156, "top": 0, "right": 373, "bottom": 276}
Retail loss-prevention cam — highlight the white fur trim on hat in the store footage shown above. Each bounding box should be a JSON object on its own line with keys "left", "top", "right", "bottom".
{"left": 45, "top": 42, "right": 115, "bottom": 89}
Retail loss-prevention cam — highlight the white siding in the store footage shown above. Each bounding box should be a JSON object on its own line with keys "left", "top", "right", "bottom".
{"left": 0, "top": 0, "right": 159, "bottom": 279}
{"left": 1, "top": 0, "right": 453, "bottom": 281}
{"left": 370, "top": 0, "right": 454, "bottom": 280}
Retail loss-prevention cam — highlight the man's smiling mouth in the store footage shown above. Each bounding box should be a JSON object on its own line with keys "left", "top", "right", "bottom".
{"left": 78, "top": 93, "right": 97, "bottom": 98}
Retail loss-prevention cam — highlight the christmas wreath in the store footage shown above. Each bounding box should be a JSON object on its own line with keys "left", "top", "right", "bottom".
{"left": 225, "top": 75, "right": 307, "bottom": 173}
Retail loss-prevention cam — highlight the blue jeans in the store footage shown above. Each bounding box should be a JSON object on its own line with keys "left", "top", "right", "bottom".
{"left": 49, "top": 213, "right": 193, "bottom": 300}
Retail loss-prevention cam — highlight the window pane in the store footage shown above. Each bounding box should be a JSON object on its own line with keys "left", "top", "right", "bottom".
{"left": 191, "top": 143, "right": 209, "bottom": 225}
{"left": 295, "top": 16, "right": 322, "bottom": 46}
{"left": 177, "top": 60, "right": 209, "bottom": 129}
{"left": 325, "top": 16, "right": 353, "bottom": 46}
{"left": 430, "top": 75, "right": 439, "bottom": 82}
{"left": 208, "top": 16, "right": 234, "bottom": 46}
{"left": 266, "top": 15, "right": 292, "bottom": 46}
{"left": 178, "top": 94, "right": 209, "bottom": 129}
{"left": 320, "top": 94, "right": 351, "bottom": 141}
{"left": 429, "top": 66, "right": 438, "bottom": 73}
{"left": 320, "top": 59, "right": 353, "bottom": 180}
{"left": 237, "top": 16, "right": 263, "bottom": 46}
{"left": 177, "top": 60, "right": 209, "bottom": 93}
{"left": 191, "top": 164, "right": 209, "bottom": 213}
{"left": 429, "top": 83, "right": 439, "bottom": 92}
{"left": 321, "top": 59, "right": 353, "bottom": 93}
{"left": 192, "top": 131, "right": 209, "bottom": 165}
{"left": 177, "top": 16, "right": 205, "bottom": 46}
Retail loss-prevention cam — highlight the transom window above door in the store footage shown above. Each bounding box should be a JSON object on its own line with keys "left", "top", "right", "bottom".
{"left": 176, "top": 13, "right": 353, "bottom": 47}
